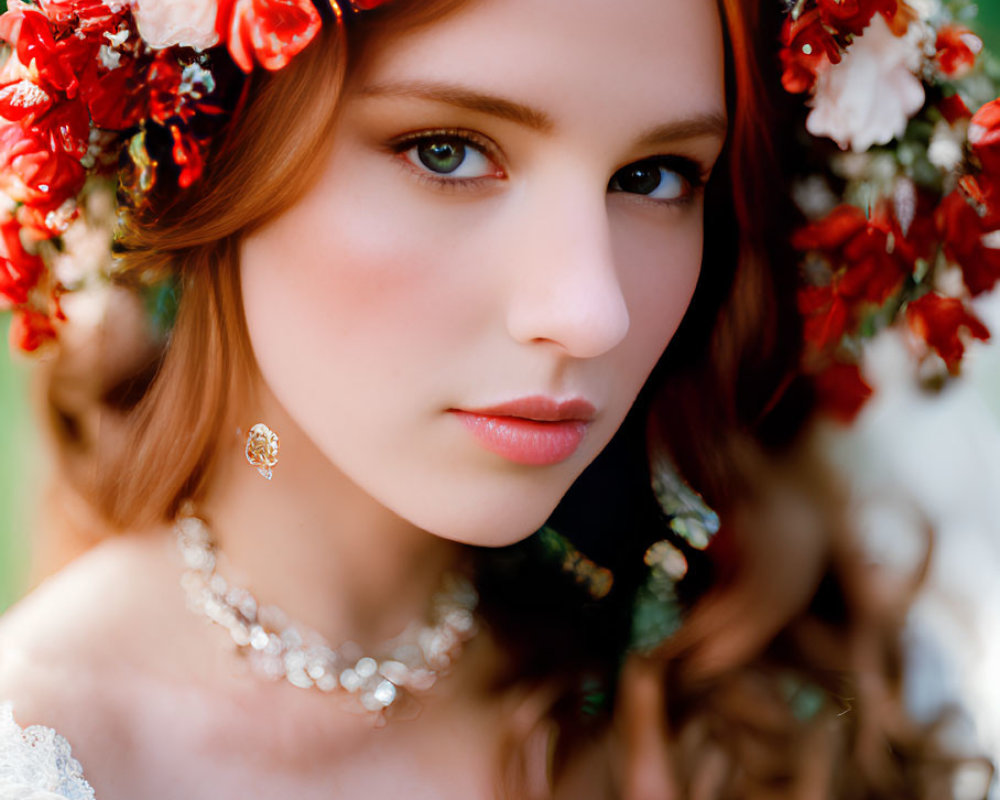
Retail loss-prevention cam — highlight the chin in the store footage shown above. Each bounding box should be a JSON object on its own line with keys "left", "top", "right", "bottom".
{"left": 392, "top": 483, "right": 568, "bottom": 548}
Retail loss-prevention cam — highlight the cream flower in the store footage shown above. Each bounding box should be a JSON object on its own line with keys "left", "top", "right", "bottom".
{"left": 806, "top": 15, "right": 926, "bottom": 153}
{"left": 928, "top": 119, "right": 967, "bottom": 171}
{"left": 131, "top": 0, "right": 220, "bottom": 51}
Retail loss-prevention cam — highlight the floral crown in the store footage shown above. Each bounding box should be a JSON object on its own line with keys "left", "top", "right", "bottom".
{"left": 782, "top": 0, "right": 1000, "bottom": 419}
{"left": 0, "top": 0, "right": 390, "bottom": 351}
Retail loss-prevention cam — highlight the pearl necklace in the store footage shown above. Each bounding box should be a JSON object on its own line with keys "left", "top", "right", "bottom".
{"left": 174, "top": 505, "right": 479, "bottom": 718}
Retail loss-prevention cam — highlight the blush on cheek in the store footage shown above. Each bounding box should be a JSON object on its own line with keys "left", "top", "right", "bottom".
{"left": 301, "top": 169, "right": 496, "bottom": 327}
{"left": 614, "top": 222, "right": 705, "bottom": 337}
{"left": 246, "top": 218, "right": 431, "bottom": 342}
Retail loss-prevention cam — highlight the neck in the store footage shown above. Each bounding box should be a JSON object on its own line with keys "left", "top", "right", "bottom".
{"left": 197, "top": 385, "right": 463, "bottom": 650}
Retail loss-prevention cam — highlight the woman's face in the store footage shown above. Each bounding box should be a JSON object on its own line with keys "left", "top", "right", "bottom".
{"left": 240, "top": 0, "right": 727, "bottom": 545}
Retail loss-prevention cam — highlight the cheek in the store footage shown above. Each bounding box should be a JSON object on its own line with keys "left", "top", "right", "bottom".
{"left": 240, "top": 174, "right": 489, "bottom": 400}
{"left": 613, "top": 210, "right": 705, "bottom": 378}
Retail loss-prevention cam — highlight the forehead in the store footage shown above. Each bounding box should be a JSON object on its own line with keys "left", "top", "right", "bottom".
{"left": 359, "top": 0, "right": 726, "bottom": 131}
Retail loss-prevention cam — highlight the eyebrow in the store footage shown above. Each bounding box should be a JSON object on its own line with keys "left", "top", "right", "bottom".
{"left": 358, "top": 80, "right": 728, "bottom": 146}
{"left": 634, "top": 113, "right": 729, "bottom": 149}
{"left": 359, "top": 80, "right": 554, "bottom": 132}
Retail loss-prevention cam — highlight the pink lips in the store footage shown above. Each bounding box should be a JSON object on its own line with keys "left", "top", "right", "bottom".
{"left": 451, "top": 397, "right": 596, "bottom": 466}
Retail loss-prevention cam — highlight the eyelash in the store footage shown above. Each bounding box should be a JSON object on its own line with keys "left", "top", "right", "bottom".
{"left": 607, "top": 156, "right": 707, "bottom": 208}
{"left": 389, "top": 128, "right": 506, "bottom": 191}
{"left": 389, "top": 128, "right": 708, "bottom": 205}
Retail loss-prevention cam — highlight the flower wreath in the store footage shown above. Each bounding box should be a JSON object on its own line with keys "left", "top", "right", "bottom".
{"left": 0, "top": 0, "right": 390, "bottom": 351}
{"left": 782, "top": 0, "right": 1000, "bottom": 420}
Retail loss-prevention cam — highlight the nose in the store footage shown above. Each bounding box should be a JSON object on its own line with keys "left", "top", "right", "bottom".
{"left": 504, "top": 186, "right": 630, "bottom": 359}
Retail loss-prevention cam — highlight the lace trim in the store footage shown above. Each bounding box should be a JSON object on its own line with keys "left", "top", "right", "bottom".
{"left": 0, "top": 703, "right": 96, "bottom": 800}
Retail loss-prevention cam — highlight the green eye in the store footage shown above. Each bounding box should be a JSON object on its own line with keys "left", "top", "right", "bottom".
{"left": 417, "top": 139, "right": 467, "bottom": 174}
{"left": 399, "top": 132, "right": 500, "bottom": 181}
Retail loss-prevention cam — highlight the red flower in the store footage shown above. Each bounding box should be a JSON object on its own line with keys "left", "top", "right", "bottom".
{"left": 0, "top": 216, "right": 44, "bottom": 306}
{"left": 35, "top": 96, "right": 92, "bottom": 159}
{"left": 0, "top": 123, "right": 85, "bottom": 224}
{"left": 793, "top": 203, "right": 868, "bottom": 251}
{"left": 814, "top": 361, "right": 874, "bottom": 422}
{"left": 9, "top": 306, "right": 56, "bottom": 351}
{"left": 0, "top": 6, "right": 81, "bottom": 97}
{"left": 938, "top": 94, "right": 971, "bottom": 126}
{"left": 81, "top": 58, "right": 147, "bottom": 131}
{"left": 37, "top": 0, "right": 89, "bottom": 24}
{"left": 0, "top": 79, "right": 53, "bottom": 123}
{"left": 780, "top": 9, "right": 842, "bottom": 94}
{"left": 147, "top": 54, "right": 185, "bottom": 125}
{"left": 906, "top": 293, "right": 990, "bottom": 374}
{"left": 794, "top": 205, "right": 910, "bottom": 305}
{"left": 816, "top": 0, "right": 897, "bottom": 36}
{"left": 935, "top": 25, "right": 982, "bottom": 78}
{"left": 37, "top": 0, "right": 121, "bottom": 29}
{"left": 970, "top": 99, "right": 1000, "bottom": 203}
{"left": 170, "top": 125, "right": 205, "bottom": 188}
{"left": 936, "top": 190, "right": 1000, "bottom": 297}
{"left": 794, "top": 205, "right": 912, "bottom": 354}
{"left": 799, "top": 284, "right": 850, "bottom": 353}
{"left": 220, "top": 0, "right": 322, "bottom": 73}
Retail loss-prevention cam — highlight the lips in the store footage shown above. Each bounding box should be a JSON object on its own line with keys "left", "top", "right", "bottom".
{"left": 450, "top": 396, "right": 596, "bottom": 466}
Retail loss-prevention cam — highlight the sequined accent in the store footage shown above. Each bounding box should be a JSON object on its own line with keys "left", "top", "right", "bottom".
{"left": 175, "top": 505, "right": 478, "bottom": 719}
{"left": 536, "top": 526, "right": 614, "bottom": 599}
{"left": 643, "top": 539, "right": 688, "bottom": 581}
{"left": 629, "top": 451, "right": 720, "bottom": 653}
{"left": 649, "top": 449, "right": 720, "bottom": 550}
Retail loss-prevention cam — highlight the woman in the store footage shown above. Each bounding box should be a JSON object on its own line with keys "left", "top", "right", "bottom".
{"left": 0, "top": 0, "right": 974, "bottom": 797}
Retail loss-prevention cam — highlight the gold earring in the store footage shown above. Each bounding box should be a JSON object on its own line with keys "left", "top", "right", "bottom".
{"left": 245, "top": 422, "right": 279, "bottom": 480}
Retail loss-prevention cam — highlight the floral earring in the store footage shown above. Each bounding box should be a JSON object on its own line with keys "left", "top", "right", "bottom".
{"left": 245, "top": 422, "right": 280, "bottom": 480}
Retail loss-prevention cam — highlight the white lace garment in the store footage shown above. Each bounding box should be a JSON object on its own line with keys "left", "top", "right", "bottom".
{"left": 0, "top": 704, "right": 95, "bottom": 800}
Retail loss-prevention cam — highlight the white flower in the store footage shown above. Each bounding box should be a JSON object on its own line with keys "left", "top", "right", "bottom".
{"left": 969, "top": 122, "right": 987, "bottom": 146}
{"left": 906, "top": 0, "right": 940, "bottom": 21}
{"left": 131, "top": 0, "right": 220, "bottom": 51}
{"left": 927, "top": 119, "right": 967, "bottom": 171}
{"left": 792, "top": 175, "right": 838, "bottom": 218}
{"left": 982, "top": 230, "right": 1000, "bottom": 250}
{"left": 98, "top": 44, "right": 121, "bottom": 70}
{"left": 806, "top": 15, "right": 927, "bottom": 153}
{"left": 893, "top": 177, "right": 917, "bottom": 236}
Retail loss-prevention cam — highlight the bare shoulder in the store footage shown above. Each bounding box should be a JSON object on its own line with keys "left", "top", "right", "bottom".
{"left": 0, "top": 528, "right": 185, "bottom": 747}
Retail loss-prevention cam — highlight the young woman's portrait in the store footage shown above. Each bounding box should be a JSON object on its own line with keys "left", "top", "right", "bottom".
{"left": 0, "top": 0, "right": 998, "bottom": 797}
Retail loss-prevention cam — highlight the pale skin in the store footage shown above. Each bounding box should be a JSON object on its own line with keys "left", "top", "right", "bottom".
{"left": 0, "top": 0, "right": 726, "bottom": 797}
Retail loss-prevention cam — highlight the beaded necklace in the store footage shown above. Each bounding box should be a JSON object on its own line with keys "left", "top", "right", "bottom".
{"left": 174, "top": 505, "right": 479, "bottom": 719}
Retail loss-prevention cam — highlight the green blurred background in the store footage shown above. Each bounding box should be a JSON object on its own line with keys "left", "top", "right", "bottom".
{"left": 0, "top": 5, "right": 999, "bottom": 613}
{"left": 983, "top": 5, "right": 1000, "bottom": 57}
{"left": 0, "top": 315, "right": 35, "bottom": 610}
